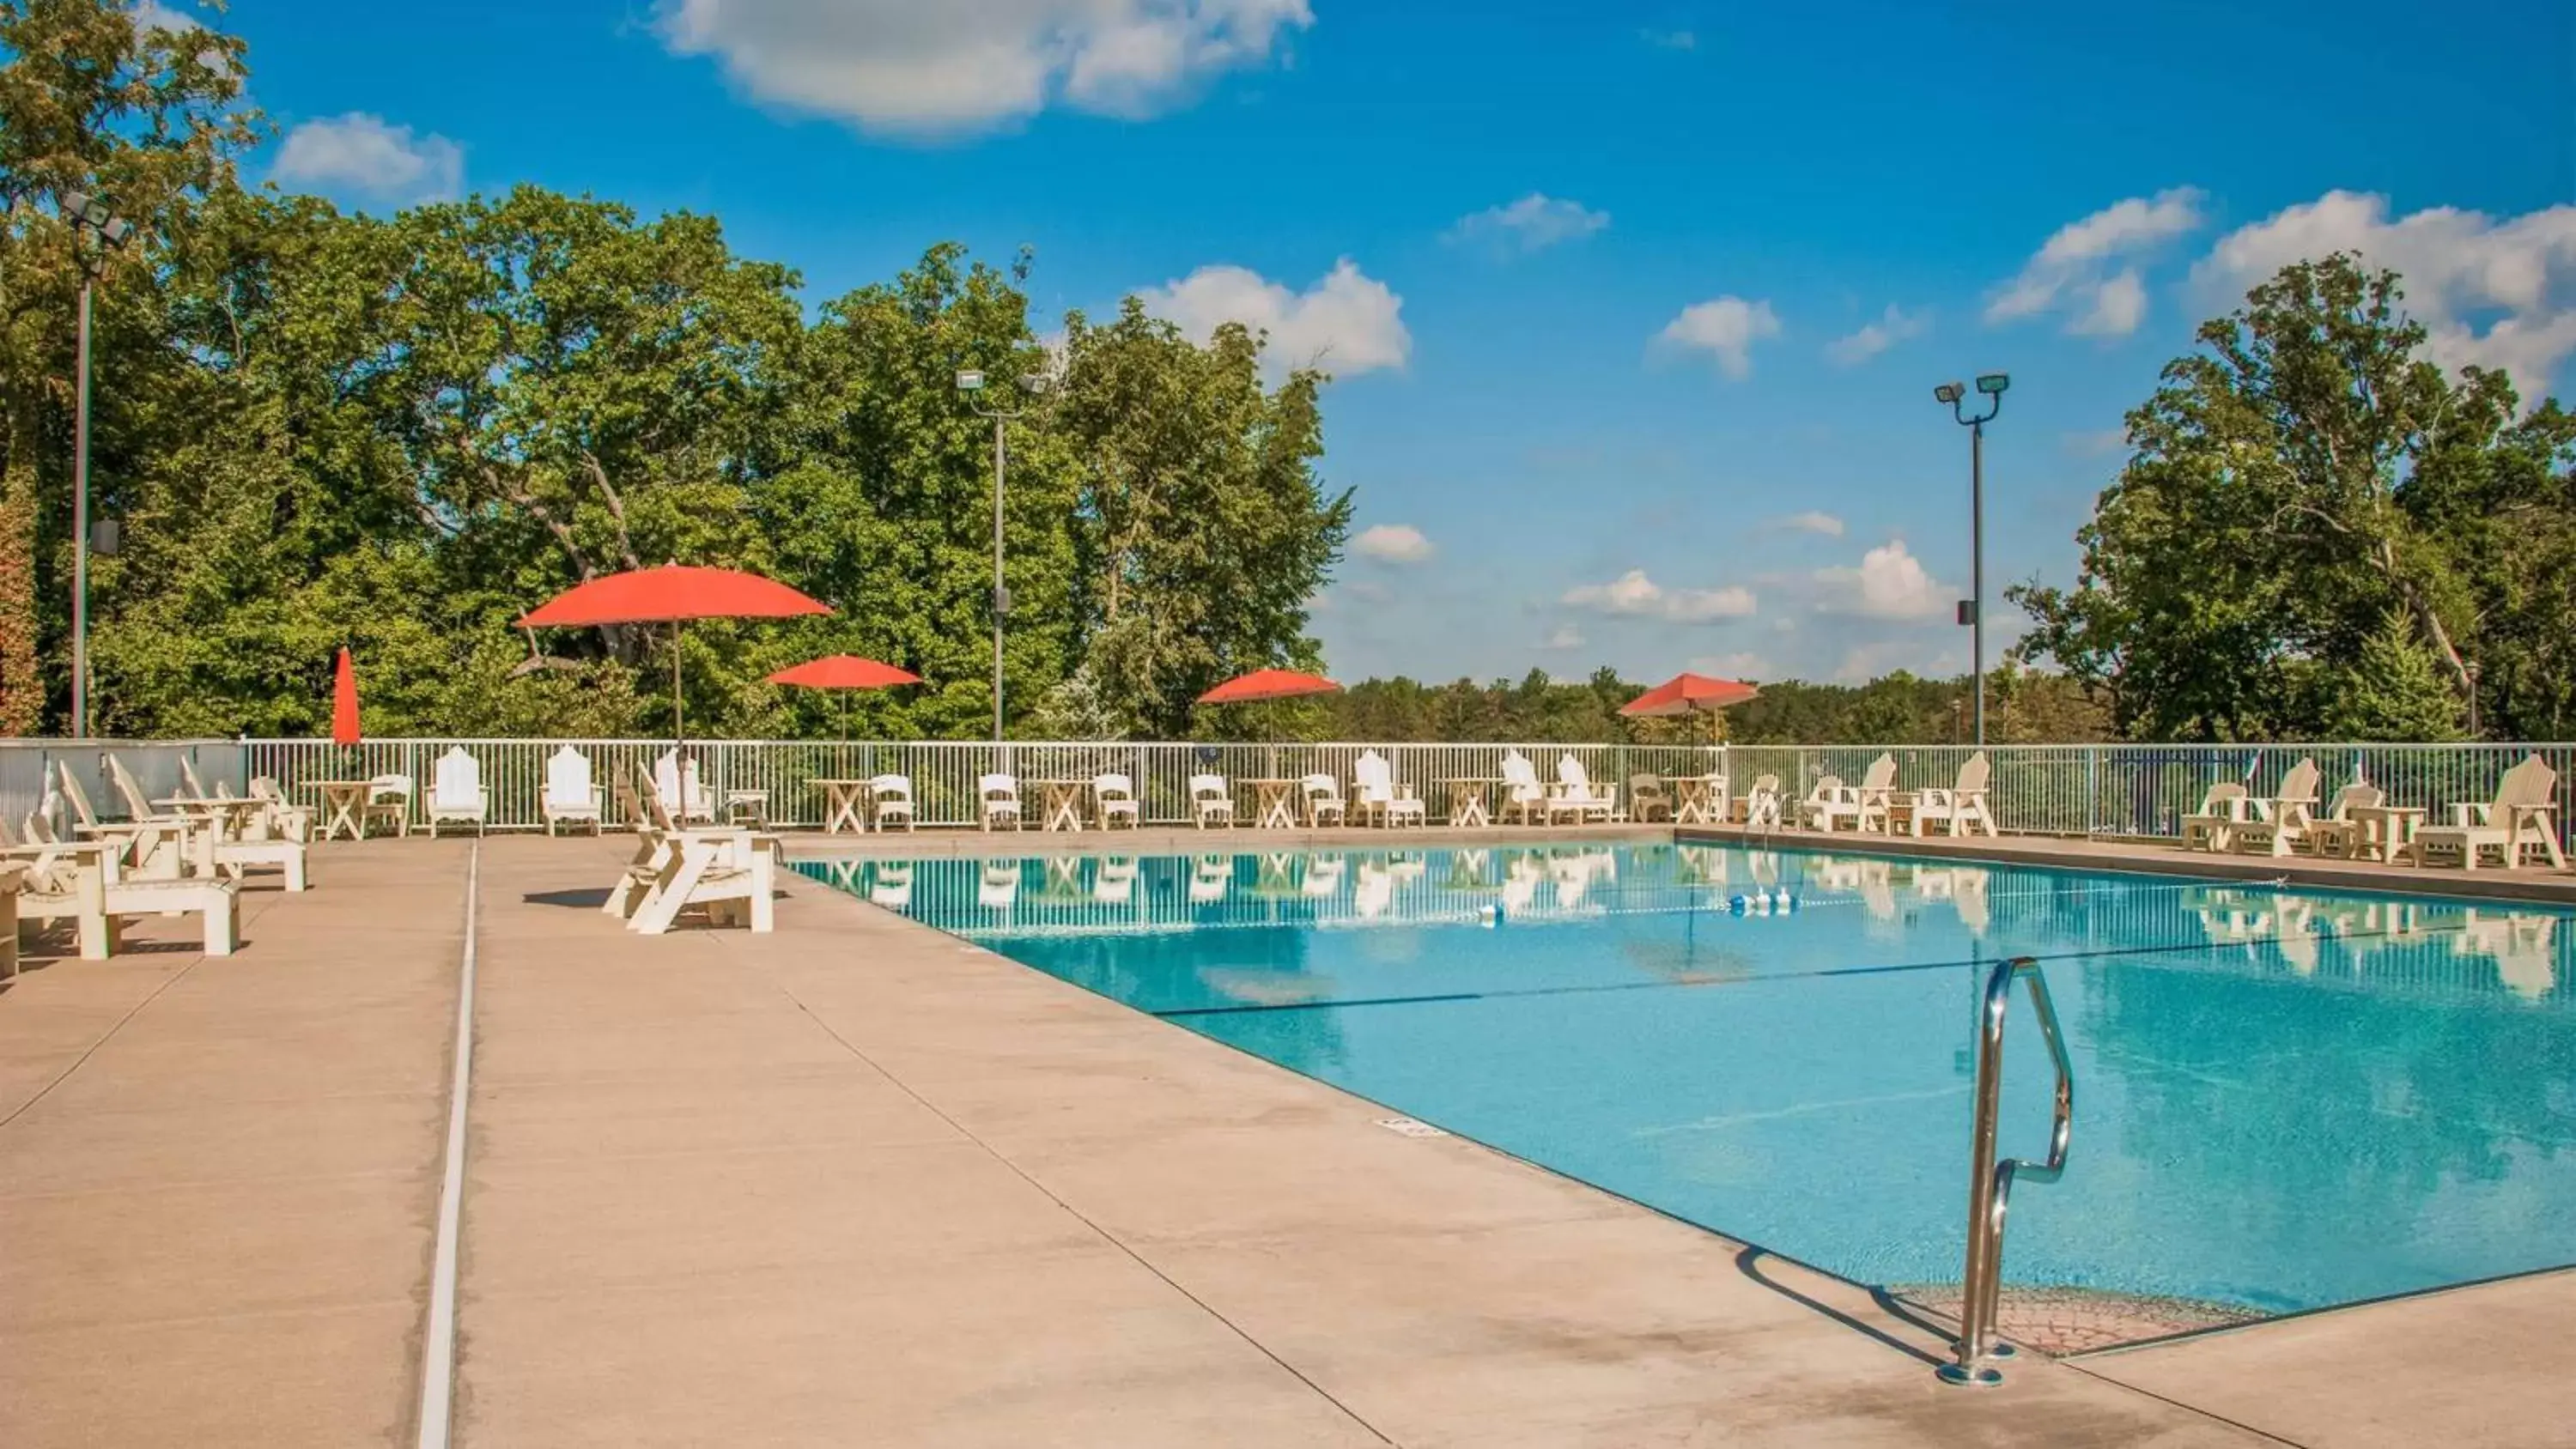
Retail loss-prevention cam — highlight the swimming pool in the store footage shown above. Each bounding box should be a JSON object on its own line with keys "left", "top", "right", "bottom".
{"left": 807, "top": 842, "right": 2576, "bottom": 1319}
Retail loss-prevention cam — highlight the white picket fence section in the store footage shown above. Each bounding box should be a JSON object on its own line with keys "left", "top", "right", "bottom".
{"left": 216, "top": 737, "right": 2576, "bottom": 839}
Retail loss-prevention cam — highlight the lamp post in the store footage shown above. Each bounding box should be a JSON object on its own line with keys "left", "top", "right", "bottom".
{"left": 2464, "top": 661, "right": 2482, "bottom": 738}
{"left": 61, "top": 190, "right": 133, "bottom": 740}
{"left": 1935, "top": 373, "right": 2009, "bottom": 746}
{"left": 955, "top": 369, "right": 1050, "bottom": 742}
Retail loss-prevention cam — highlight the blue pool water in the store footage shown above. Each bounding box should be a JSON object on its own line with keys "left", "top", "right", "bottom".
{"left": 807, "top": 843, "right": 2576, "bottom": 1315}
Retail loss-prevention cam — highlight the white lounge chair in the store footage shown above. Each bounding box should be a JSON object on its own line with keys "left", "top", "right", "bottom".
{"left": 1352, "top": 751, "right": 1426, "bottom": 828}
{"left": 617, "top": 767, "right": 775, "bottom": 935}
{"left": 1498, "top": 752, "right": 1548, "bottom": 825}
{"left": 2179, "top": 782, "right": 2250, "bottom": 852}
{"left": 17, "top": 810, "right": 239, "bottom": 956}
{"left": 1550, "top": 756, "right": 1618, "bottom": 823}
{"left": 248, "top": 777, "right": 314, "bottom": 843}
{"left": 541, "top": 747, "right": 605, "bottom": 835}
{"left": 1743, "top": 773, "right": 1784, "bottom": 830}
{"left": 650, "top": 751, "right": 715, "bottom": 827}
{"left": 979, "top": 773, "right": 1022, "bottom": 831}
{"left": 870, "top": 773, "right": 916, "bottom": 832}
{"left": 58, "top": 763, "right": 191, "bottom": 878}
{"left": 364, "top": 774, "right": 414, "bottom": 837}
{"left": 2294, "top": 782, "right": 2385, "bottom": 859}
{"left": 1800, "top": 775, "right": 1855, "bottom": 832}
{"left": 1628, "top": 773, "right": 1674, "bottom": 822}
{"left": 1189, "top": 773, "right": 1233, "bottom": 828}
{"left": 1093, "top": 773, "right": 1142, "bottom": 830}
{"left": 1850, "top": 754, "right": 1898, "bottom": 833}
{"left": 1302, "top": 773, "right": 1348, "bottom": 827}
{"left": 427, "top": 748, "right": 490, "bottom": 838}
{"left": 111, "top": 755, "right": 303, "bottom": 888}
{"left": 2415, "top": 755, "right": 2564, "bottom": 870}
{"left": 1911, "top": 753, "right": 1997, "bottom": 837}
{"left": 2231, "top": 758, "right": 2321, "bottom": 858}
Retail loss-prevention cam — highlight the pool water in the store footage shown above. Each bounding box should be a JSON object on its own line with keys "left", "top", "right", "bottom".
{"left": 806, "top": 843, "right": 2576, "bottom": 1316}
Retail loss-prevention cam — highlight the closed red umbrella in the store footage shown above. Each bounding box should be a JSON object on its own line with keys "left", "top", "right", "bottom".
{"left": 1197, "top": 668, "right": 1342, "bottom": 705}
{"left": 1621, "top": 671, "right": 1760, "bottom": 745}
{"left": 766, "top": 654, "right": 924, "bottom": 739}
{"left": 330, "top": 646, "right": 361, "bottom": 748}
{"left": 519, "top": 565, "right": 833, "bottom": 747}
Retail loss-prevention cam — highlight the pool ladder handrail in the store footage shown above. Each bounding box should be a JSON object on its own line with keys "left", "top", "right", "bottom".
{"left": 1937, "top": 955, "right": 2075, "bottom": 1387}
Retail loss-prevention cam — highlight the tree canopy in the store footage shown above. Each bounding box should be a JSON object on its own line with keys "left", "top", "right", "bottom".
{"left": 2010, "top": 254, "right": 2576, "bottom": 741}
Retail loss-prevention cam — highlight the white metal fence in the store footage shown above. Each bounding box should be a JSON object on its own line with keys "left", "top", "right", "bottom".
{"left": 225, "top": 737, "right": 2576, "bottom": 839}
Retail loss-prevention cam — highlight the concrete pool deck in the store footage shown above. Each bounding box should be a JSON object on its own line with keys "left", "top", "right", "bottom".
{"left": 0, "top": 832, "right": 2569, "bottom": 1446}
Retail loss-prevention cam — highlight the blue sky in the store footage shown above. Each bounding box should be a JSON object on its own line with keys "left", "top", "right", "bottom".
{"left": 181, "top": 0, "right": 2575, "bottom": 685}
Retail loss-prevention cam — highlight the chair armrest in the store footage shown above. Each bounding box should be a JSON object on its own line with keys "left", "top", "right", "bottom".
{"left": 2452, "top": 803, "right": 2488, "bottom": 828}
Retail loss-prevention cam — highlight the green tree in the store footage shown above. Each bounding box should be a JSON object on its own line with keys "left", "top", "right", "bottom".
{"left": 2314, "top": 609, "right": 2463, "bottom": 742}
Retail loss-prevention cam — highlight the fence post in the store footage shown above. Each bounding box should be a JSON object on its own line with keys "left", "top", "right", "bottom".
{"left": 2084, "top": 746, "right": 2099, "bottom": 839}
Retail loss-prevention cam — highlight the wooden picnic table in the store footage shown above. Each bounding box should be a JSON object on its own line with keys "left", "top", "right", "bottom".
{"left": 2345, "top": 804, "right": 2429, "bottom": 864}
{"left": 1668, "top": 773, "right": 1729, "bottom": 825}
{"left": 306, "top": 779, "right": 379, "bottom": 842}
{"left": 1436, "top": 777, "right": 1498, "bottom": 828}
{"left": 809, "top": 778, "right": 877, "bottom": 834}
{"left": 1238, "top": 777, "right": 1303, "bottom": 831}
{"left": 1026, "top": 779, "right": 1093, "bottom": 834}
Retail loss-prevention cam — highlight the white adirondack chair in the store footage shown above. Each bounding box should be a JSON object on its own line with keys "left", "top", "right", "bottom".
{"left": 1550, "top": 756, "right": 1618, "bottom": 823}
{"left": 1743, "top": 773, "right": 1785, "bottom": 830}
{"left": 1302, "top": 773, "right": 1349, "bottom": 827}
{"left": 1851, "top": 754, "right": 1899, "bottom": 833}
{"left": 16, "top": 809, "right": 239, "bottom": 956}
{"left": 871, "top": 773, "right": 916, "bottom": 832}
{"left": 427, "top": 748, "right": 489, "bottom": 838}
{"left": 2231, "top": 758, "right": 2321, "bottom": 858}
{"left": 1911, "top": 753, "right": 1997, "bottom": 837}
{"left": 2179, "top": 782, "right": 2250, "bottom": 852}
{"left": 364, "top": 774, "right": 414, "bottom": 837}
{"left": 2415, "top": 755, "right": 2564, "bottom": 870}
{"left": 1352, "top": 751, "right": 1425, "bottom": 828}
{"left": 2294, "top": 782, "right": 2384, "bottom": 859}
{"left": 978, "top": 773, "right": 1022, "bottom": 831}
{"left": 1189, "top": 773, "right": 1234, "bottom": 828}
{"left": 1800, "top": 775, "right": 1856, "bottom": 832}
{"left": 249, "top": 777, "right": 314, "bottom": 843}
{"left": 1498, "top": 752, "right": 1549, "bottom": 825}
{"left": 1093, "top": 773, "right": 1142, "bottom": 830}
{"left": 651, "top": 750, "right": 715, "bottom": 826}
{"left": 541, "top": 747, "right": 605, "bottom": 835}
{"left": 1628, "top": 773, "right": 1674, "bottom": 822}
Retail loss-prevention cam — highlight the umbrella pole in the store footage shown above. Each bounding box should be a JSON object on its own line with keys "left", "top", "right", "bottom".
{"left": 672, "top": 620, "right": 685, "bottom": 756}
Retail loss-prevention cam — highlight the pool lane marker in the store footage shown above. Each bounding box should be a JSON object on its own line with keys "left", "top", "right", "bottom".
{"left": 416, "top": 843, "right": 477, "bottom": 1449}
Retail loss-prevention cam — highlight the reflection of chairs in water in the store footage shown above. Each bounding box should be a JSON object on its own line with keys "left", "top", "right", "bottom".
{"left": 1675, "top": 846, "right": 1725, "bottom": 887}
{"left": 2456, "top": 910, "right": 2559, "bottom": 999}
{"left": 977, "top": 860, "right": 1021, "bottom": 909}
{"left": 1302, "top": 853, "right": 1346, "bottom": 898}
{"left": 1499, "top": 852, "right": 1543, "bottom": 916}
{"left": 1094, "top": 858, "right": 1139, "bottom": 904}
{"left": 1354, "top": 858, "right": 1396, "bottom": 919}
{"left": 1189, "top": 855, "right": 1232, "bottom": 904}
{"left": 868, "top": 862, "right": 914, "bottom": 910}
{"left": 1446, "top": 849, "right": 1492, "bottom": 889}
{"left": 2313, "top": 898, "right": 2423, "bottom": 941}
{"left": 1548, "top": 848, "right": 1617, "bottom": 910}
{"left": 1817, "top": 855, "right": 1895, "bottom": 920}
{"left": 2271, "top": 897, "right": 2318, "bottom": 975}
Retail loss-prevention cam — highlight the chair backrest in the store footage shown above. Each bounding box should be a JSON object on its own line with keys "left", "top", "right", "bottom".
{"left": 630, "top": 764, "right": 678, "bottom": 833}
{"left": 2198, "top": 781, "right": 2247, "bottom": 812}
{"left": 2499, "top": 753, "right": 2558, "bottom": 809}
{"left": 2274, "top": 757, "right": 2320, "bottom": 805}
{"left": 1805, "top": 775, "right": 1844, "bottom": 803}
{"left": 370, "top": 773, "right": 413, "bottom": 801}
{"left": 104, "top": 755, "right": 156, "bottom": 818}
{"left": 56, "top": 763, "right": 102, "bottom": 828}
{"left": 1093, "top": 773, "right": 1135, "bottom": 801}
{"left": 1303, "top": 772, "right": 1341, "bottom": 801}
{"left": 1955, "top": 753, "right": 1990, "bottom": 794}
{"left": 1859, "top": 754, "right": 1897, "bottom": 791}
{"left": 1500, "top": 751, "right": 1539, "bottom": 787}
{"left": 179, "top": 755, "right": 210, "bottom": 799}
{"left": 1352, "top": 752, "right": 1392, "bottom": 801}
{"left": 612, "top": 767, "right": 647, "bottom": 826}
{"left": 432, "top": 748, "right": 482, "bottom": 808}
{"left": 543, "top": 746, "right": 593, "bottom": 806}
{"left": 1752, "top": 773, "right": 1779, "bottom": 794}
{"left": 870, "top": 773, "right": 912, "bottom": 801}
{"left": 652, "top": 751, "right": 703, "bottom": 811}
{"left": 1629, "top": 772, "right": 1666, "bottom": 798}
{"left": 1556, "top": 755, "right": 1594, "bottom": 790}
{"left": 1188, "top": 773, "right": 1227, "bottom": 800}
{"left": 979, "top": 773, "right": 1018, "bottom": 803}
{"left": 2325, "top": 782, "right": 2383, "bottom": 819}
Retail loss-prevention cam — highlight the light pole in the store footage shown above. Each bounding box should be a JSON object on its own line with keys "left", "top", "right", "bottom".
{"left": 955, "top": 368, "right": 1049, "bottom": 742}
{"left": 2464, "top": 660, "right": 2482, "bottom": 738}
{"left": 62, "top": 190, "right": 133, "bottom": 740}
{"left": 1935, "top": 373, "right": 2009, "bottom": 746}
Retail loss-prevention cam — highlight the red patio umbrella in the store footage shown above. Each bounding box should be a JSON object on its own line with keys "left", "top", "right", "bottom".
{"left": 330, "top": 646, "right": 361, "bottom": 747}
{"left": 1196, "top": 668, "right": 1342, "bottom": 705}
{"left": 1620, "top": 671, "right": 1761, "bottom": 745}
{"left": 766, "top": 654, "right": 924, "bottom": 740}
{"left": 519, "top": 565, "right": 833, "bottom": 747}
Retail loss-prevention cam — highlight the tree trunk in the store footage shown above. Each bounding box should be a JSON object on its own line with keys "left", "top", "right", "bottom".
{"left": 0, "top": 393, "right": 46, "bottom": 736}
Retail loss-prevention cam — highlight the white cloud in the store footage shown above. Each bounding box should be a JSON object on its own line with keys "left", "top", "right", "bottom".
{"left": 132, "top": 0, "right": 198, "bottom": 33}
{"left": 2062, "top": 428, "right": 2129, "bottom": 457}
{"left": 272, "top": 113, "right": 463, "bottom": 203}
{"left": 2191, "top": 190, "right": 2576, "bottom": 395}
{"left": 1771, "top": 511, "right": 1846, "bottom": 537}
{"left": 1640, "top": 28, "right": 1696, "bottom": 50}
{"left": 1136, "top": 259, "right": 1409, "bottom": 382}
{"left": 1826, "top": 304, "right": 1928, "bottom": 365}
{"left": 1814, "top": 540, "right": 1952, "bottom": 620}
{"left": 1352, "top": 523, "right": 1434, "bottom": 563}
{"left": 1447, "top": 193, "right": 1609, "bottom": 255}
{"left": 1563, "top": 569, "right": 1756, "bottom": 622}
{"left": 1832, "top": 640, "right": 1956, "bottom": 684}
{"left": 1540, "top": 623, "right": 1587, "bottom": 651}
{"left": 1689, "top": 652, "right": 1770, "bottom": 679}
{"left": 1656, "top": 296, "right": 1781, "bottom": 379}
{"left": 1987, "top": 187, "right": 2205, "bottom": 336}
{"left": 655, "top": 0, "right": 1310, "bottom": 138}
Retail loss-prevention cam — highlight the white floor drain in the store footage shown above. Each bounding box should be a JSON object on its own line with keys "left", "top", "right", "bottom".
{"left": 1376, "top": 1117, "right": 1449, "bottom": 1138}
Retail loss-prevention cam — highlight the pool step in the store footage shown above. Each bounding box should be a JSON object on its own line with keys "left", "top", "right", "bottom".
{"left": 1893, "top": 1283, "right": 2263, "bottom": 1355}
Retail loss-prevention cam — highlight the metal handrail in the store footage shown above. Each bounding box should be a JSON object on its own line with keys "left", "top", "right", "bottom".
{"left": 1938, "top": 955, "right": 2075, "bottom": 1387}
